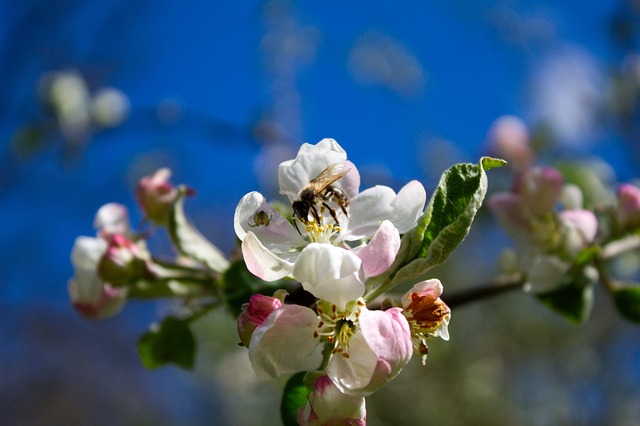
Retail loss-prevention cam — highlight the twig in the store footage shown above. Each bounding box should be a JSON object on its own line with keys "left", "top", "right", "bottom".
{"left": 443, "top": 276, "right": 524, "bottom": 308}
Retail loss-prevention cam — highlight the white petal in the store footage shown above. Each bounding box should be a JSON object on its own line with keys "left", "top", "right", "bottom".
{"left": 234, "top": 191, "right": 304, "bottom": 248}
{"left": 94, "top": 203, "right": 131, "bottom": 236}
{"left": 248, "top": 305, "right": 322, "bottom": 379}
{"left": 305, "top": 376, "right": 366, "bottom": 423}
{"left": 293, "top": 244, "right": 364, "bottom": 309}
{"left": 278, "top": 139, "right": 359, "bottom": 201}
{"left": 71, "top": 236, "right": 107, "bottom": 270}
{"left": 352, "top": 220, "right": 400, "bottom": 278}
{"left": 241, "top": 232, "right": 296, "bottom": 281}
{"left": 341, "top": 180, "right": 426, "bottom": 240}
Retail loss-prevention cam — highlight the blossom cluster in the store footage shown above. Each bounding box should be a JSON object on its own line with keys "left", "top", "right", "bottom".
{"left": 235, "top": 139, "right": 451, "bottom": 424}
{"left": 68, "top": 168, "right": 186, "bottom": 319}
{"left": 488, "top": 115, "right": 640, "bottom": 296}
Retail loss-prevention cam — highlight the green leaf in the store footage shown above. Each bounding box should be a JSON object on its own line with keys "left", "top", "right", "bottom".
{"left": 137, "top": 316, "right": 196, "bottom": 369}
{"left": 167, "top": 186, "right": 229, "bottom": 273}
{"left": 281, "top": 372, "right": 311, "bottom": 426}
{"left": 537, "top": 283, "right": 594, "bottom": 324}
{"left": 612, "top": 285, "right": 640, "bottom": 323}
{"left": 365, "top": 157, "right": 505, "bottom": 301}
{"left": 419, "top": 157, "right": 505, "bottom": 261}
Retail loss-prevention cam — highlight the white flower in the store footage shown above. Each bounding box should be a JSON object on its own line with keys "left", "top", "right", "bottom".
{"left": 68, "top": 203, "right": 132, "bottom": 319}
{"left": 246, "top": 244, "right": 413, "bottom": 397}
{"left": 234, "top": 138, "right": 426, "bottom": 281}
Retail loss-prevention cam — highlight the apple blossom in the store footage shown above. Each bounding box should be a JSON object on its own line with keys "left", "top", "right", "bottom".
{"left": 245, "top": 244, "right": 413, "bottom": 397}
{"left": 69, "top": 236, "right": 127, "bottom": 319}
{"left": 68, "top": 203, "right": 134, "bottom": 319}
{"left": 401, "top": 279, "right": 451, "bottom": 364}
{"left": 234, "top": 138, "right": 426, "bottom": 282}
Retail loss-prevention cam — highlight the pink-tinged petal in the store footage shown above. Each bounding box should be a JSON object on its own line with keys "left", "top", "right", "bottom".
{"left": 241, "top": 232, "right": 296, "bottom": 281}
{"left": 353, "top": 220, "right": 400, "bottom": 278}
{"left": 298, "top": 376, "right": 366, "bottom": 426}
{"left": 617, "top": 183, "right": 640, "bottom": 229}
{"left": 560, "top": 209, "right": 598, "bottom": 242}
{"left": 69, "top": 281, "right": 127, "bottom": 319}
{"left": 293, "top": 244, "right": 364, "bottom": 309}
{"left": 234, "top": 191, "right": 304, "bottom": 247}
{"left": 342, "top": 181, "right": 425, "bottom": 241}
{"left": 278, "top": 139, "right": 357, "bottom": 202}
{"left": 248, "top": 305, "right": 322, "bottom": 379}
{"left": 559, "top": 209, "right": 598, "bottom": 255}
{"left": 94, "top": 203, "right": 131, "bottom": 237}
{"left": 327, "top": 308, "right": 412, "bottom": 397}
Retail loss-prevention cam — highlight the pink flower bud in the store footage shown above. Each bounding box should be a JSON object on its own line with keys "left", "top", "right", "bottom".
{"left": 559, "top": 209, "right": 598, "bottom": 255}
{"left": 97, "top": 234, "right": 150, "bottom": 286}
{"left": 237, "top": 294, "right": 283, "bottom": 347}
{"left": 514, "top": 167, "right": 564, "bottom": 216}
{"left": 297, "top": 376, "right": 366, "bottom": 426}
{"left": 135, "top": 168, "right": 181, "bottom": 225}
{"left": 617, "top": 183, "right": 640, "bottom": 230}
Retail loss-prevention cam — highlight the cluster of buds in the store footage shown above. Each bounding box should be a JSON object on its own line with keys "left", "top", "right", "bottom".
{"left": 235, "top": 139, "right": 451, "bottom": 424}
{"left": 489, "top": 166, "right": 598, "bottom": 293}
{"left": 68, "top": 203, "right": 148, "bottom": 319}
{"left": 68, "top": 168, "right": 209, "bottom": 319}
{"left": 487, "top": 115, "right": 640, "bottom": 298}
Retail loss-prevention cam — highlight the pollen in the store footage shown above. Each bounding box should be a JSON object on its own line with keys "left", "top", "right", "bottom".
{"left": 306, "top": 221, "right": 341, "bottom": 243}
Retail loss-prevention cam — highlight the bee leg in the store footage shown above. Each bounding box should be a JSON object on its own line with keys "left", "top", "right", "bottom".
{"left": 293, "top": 218, "right": 302, "bottom": 235}
{"left": 310, "top": 204, "right": 322, "bottom": 224}
{"left": 323, "top": 202, "right": 340, "bottom": 225}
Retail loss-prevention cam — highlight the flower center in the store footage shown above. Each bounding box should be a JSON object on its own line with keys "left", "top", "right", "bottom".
{"left": 305, "top": 221, "right": 341, "bottom": 244}
{"left": 314, "top": 299, "right": 364, "bottom": 358}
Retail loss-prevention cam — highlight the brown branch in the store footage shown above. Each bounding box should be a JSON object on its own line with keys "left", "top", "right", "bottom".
{"left": 443, "top": 276, "right": 524, "bottom": 309}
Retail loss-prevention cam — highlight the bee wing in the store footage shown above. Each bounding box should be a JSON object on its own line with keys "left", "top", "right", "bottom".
{"left": 309, "top": 162, "right": 350, "bottom": 191}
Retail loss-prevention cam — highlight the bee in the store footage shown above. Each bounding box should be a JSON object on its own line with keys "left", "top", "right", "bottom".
{"left": 292, "top": 162, "right": 351, "bottom": 232}
{"left": 248, "top": 210, "right": 273, "bottom": 227}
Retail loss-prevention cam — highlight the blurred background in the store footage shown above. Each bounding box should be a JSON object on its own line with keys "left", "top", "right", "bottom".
{"left": 2, "top": 1, "right": 640, "bottom": 425}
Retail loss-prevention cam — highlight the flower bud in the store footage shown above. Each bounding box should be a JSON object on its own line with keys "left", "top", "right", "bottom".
{"left": 616, "top": 183, "right": 640, "bottom": 230}
{"left": 237, "top": 294, "right": 283, "bottom": 347}
{"left": 94, "top": 203, "right": 131, "bottom": 238}
{"left": 135, "top": 168, "right": 179, "bottom": 225}
{"left": 297, "top": 375, "right": 366, "bottom": 426}
{"left": 515, "top": 167, "right": 564, "bottom": 216}
{"left": 97, "top": 234, "right": 150, "bottom": 286}
{"left": 69, "top": 236, "right": 127, "bottom": 319}
{"left": 559, "top": 209, "right": 598, "bottom": 256}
